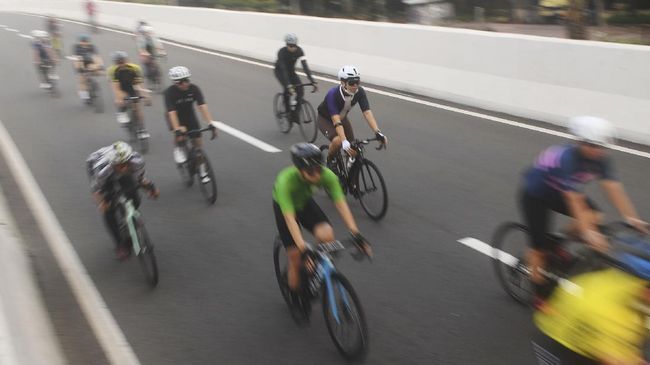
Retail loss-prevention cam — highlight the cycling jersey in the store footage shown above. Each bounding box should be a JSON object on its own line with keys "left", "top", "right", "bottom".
{"left": 523, "top": 145, "right": 616, "bottom": 201}
{"left": 33, "top": 41, "right": 52, "bottom": 62}
{"left": 107, "top": 63, "right": 143, "bottom": 93}
{"left": 274, "top": 46, "right": 313, "bottom": 87}
{"left": 46, "top": 19, "right": 60, "bottom": 35}
{"left": 317, "top": 86, "right": 370, "bottom": 120}
{"left": 73, "top": 43, "right": 97, "bottom": 65}
{"left": 137, "top": 35, "right": 160, "bottom": 56}
{"left": 86, "top": 146, "right": 145, "bottom": 193}
{"left": 164, "top": 83, "right": 205, "bottom": 131}
{"left": 272, "top": 166, "right": 344, "bottom": 215}
{"left": 534, "top": 268, "right": 647, "bottom": 363}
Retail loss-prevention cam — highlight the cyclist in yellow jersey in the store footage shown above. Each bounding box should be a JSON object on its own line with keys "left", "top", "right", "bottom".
{"left": 532, "top": 236, "right": 650, "bottom": 365}
{"left": 107, "top": 51, "right": 150, "bottom": 129}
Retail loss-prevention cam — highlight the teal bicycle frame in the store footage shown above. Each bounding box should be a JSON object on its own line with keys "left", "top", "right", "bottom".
{"left": 116, "top": 194, "right": 144, "bottom": 255}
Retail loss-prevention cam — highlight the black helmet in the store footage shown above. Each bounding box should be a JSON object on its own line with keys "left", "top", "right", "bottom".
{"left": 290, "top": 143, "right": 322, "bottom": 170}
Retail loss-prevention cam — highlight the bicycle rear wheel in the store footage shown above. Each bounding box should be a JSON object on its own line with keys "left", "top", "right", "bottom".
{"left": 197, "top": 151, "right": 217, "bottom": 205}
{"left": 135, "top": 218, "right": 158, "bottom": 287}
{"left": 492, "top": 222, "right": 532, "bottom": 306}
{"left": 298, "top": 100, "right": 318, "bottom": 143}
{"left": 323, "top": 273, "right": 368, "bottom": 360}
{"left": 353, "top": 159, "right": 388, "bottom": 220}
{"left": 273, "top": 93, "right": 291, "bottom": 133}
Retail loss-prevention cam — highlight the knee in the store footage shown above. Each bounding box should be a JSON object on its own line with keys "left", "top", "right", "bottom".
{"left": 313, "top": 223, "right": 335, "bottom": 243}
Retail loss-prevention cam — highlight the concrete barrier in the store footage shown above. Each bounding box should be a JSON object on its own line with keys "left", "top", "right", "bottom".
{"left": 3, "top": 0, "right": 650, "bottom": 145}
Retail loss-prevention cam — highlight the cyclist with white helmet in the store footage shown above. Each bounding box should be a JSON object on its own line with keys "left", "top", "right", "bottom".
{"left": 274, "top": 33, "right": 317, "bottom": 122}
{"left": 165, "top": 66, "right": 217, "bottom": 183}
{"left": 317, "top": 65, "right": 387, "bottom": 164}
{"left": 31, "top": 30, "right": 58, "bottom": 89}
{"left": 136, "top": 24, "right": 166, "bottom": 79}
{"left": 86, "top": 141, "right": 159, "bottom": 259}
{"left": 520, "top": 116, "right": 648, "bottom": 303}
{"left": 273, "top": 143, "right": 372, "bottom": 312}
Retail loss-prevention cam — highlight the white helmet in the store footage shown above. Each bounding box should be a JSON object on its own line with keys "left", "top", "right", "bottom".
{"left": 284, "top": 33, "right": 298, "bottom": 45}
{"left": 31, "top": 30, "right": 49, "bottom": 39}
{"left": 338, "top": 65, "right": 360, "bottom": 81}
{"left": 169, "top": 66, "right": 191, "bottom": 81}
{"left": 568, "top": 116, "right": 616, "bottom": 146}
{"left": 141, "top": 25, "right": 154, "bottom": 34}
{"left": 110, "top": 141, "right": 134, "bottom": 165}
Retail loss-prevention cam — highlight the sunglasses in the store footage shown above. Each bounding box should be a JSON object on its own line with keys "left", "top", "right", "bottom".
{"left": 303, "top": 165, "right": 322, "bottom": 175}
{"left": 175, "top": 78, "right": 190, "bottom": 84}
{"left": 287, "top": 44, "right": 297, "bottom": 48}
{"left": 347, "top": 79, "right": 360, "bottom": 86}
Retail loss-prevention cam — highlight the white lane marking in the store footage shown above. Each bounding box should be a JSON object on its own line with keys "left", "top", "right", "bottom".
{"left": 18, "top": 34, "right": 32, "bottom": 39}
{"left": 458, "top": 237, "right": 520, "bottom": 267}
{"left": 0, "top": 119, "right": 142, "bottom": 365}
{"left": 0, "top": 298, "right": 18, "bottom": 365}
{"left": 65, "top": 56, "right": 78, "bottom": 61}
{"left": 211, "top": 121, "right": 282, "bottom": 153}
{"left": 36, "top": 15, "right": 650, "bottom": 159}
{"left": 0, "top": 25, "right": 6, "bottom": 28}
{"left": 5, "top": 28, "right": 18, "bottom": 32}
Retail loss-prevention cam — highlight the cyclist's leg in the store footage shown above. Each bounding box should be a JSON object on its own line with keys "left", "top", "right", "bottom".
{"left": 559, "top": 198, "right": 602, "bottom": 239}
{"left": 290, "top": 73, "right": 303, "bottom": 105}
{"left": 274, "top": 201, "right": 302, "bottom": 291}
{"left": 520, "top": 190, "right": 552, "bottom": 288}
{"left": 274, "top": 68, "right": 290, "bottom": 113}
{"left": 132, "top": 91, "right": 145, "bottom": 130}
{"left": 119, "top": 174, "right": 141, "bottom": 208}
{"left": 100, "top": 188, "right": 122, "bottom": 247}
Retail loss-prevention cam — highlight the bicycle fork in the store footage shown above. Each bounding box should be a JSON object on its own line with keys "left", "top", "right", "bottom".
{"left": 123, "top": 200, "right": 143, "bottom": 255}
{"left": 322, "top": 260, "right": 352, "bottom": 324}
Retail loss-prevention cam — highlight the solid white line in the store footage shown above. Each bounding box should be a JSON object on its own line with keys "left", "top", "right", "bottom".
{"left": 0, "top": 119, "right": 142, "bottom": 365}
{"left": 33, "top": 14, "right": 650, "bottom": 159}
{"left": 18, "top": 34, "right": 32, "bottom": 39}
{"left": 0, "top": 299, "right": 18, "bottom": 365}
{"left": 457, "top": 237, "right": 519, "bottom": 267}
{"left": 211, "top": 121, "right": 282, "bottom": 153}
{"left": 5, "top": 28, "right": 18, "bottom": 32}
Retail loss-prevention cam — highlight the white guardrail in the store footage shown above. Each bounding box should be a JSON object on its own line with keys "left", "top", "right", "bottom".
{"left": 2, "top": 0, "right": 650, "bottom": 145}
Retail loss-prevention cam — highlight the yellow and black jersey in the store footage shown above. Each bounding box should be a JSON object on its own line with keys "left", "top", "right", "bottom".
{"left": 107, "top": 63, "right": 143, "bottom": 92}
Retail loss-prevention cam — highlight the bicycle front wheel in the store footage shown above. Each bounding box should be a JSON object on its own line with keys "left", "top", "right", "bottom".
{"left": 273, "top": 237, "right": 292, "bottom": 308}
{"left": 298, "top": 100, "right": 318, "bottom": 143}
{"left": 353, "top": 159, "right": 388, "bottom": 220}
{"left": 91, "top": 79, "right": 104, "bottom": 113}
{"left": 135, "top": 219, "right": 158, "bottom": 287}
{"left": 491, "top": 222, "right": 532, "bottom": 306}
{"left": 273, "top": 93, "right": 291, "bottom": 133}
{"left": 323, "top": 273, "right": 368, "bottom": 360}
{"left": 197, "top": 152, "right": 217, "bottom": 205}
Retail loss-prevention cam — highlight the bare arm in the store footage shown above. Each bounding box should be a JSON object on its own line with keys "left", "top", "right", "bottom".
{"left": 197, "top": 104, "right": 214, "bottom": 126}
{"left": 564, "top": 191, "right": 596, "bottom": 234}
{"left": 334, "top": 199, "right": 359, "bottom": 234}
{"left": 362, "top": 110, "right": 379, "bottom": 132}
{"left": 601, "top": 180, "right": 640, "bottom": 220}
{"left": 331, "top": 114, "right": 347, "bottom": 141}
{"left": 111, "top": 82, "right": 125, "bottom": 102}
{"left": 284, "top": 213, "right": 307, "bottom": 252}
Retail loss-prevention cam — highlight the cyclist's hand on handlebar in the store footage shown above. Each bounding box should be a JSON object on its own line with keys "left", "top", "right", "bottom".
{"left": 208, "top": 124, "right": 218, "bottom": 140}
{"left": 98, "top": 199, "right": 110, "bottom": 213}
{"left": 287, "top": 85, "right": 296, "bottom": 95}
{"left": 174, "top": 129, "right": 184, "bottom": 137}
{"left": 626, "top": 217, "right": 650, "bottom": 235}
{"left": 115, "top": 99, "right": 124, "bottom": 108}
{"left": 148, "top": 188, "right": 160, "bottom": 199}
{"left": 311, "top": 82, "right": 318, "bottom": 93}
{"left": 342, "top": 139, "right": 352, "bottom": 153}
{"left": 584, "top": 230, "right": 609, "bottom": 253}
{"left": 375, "top": 130, "right": 387, "bottom": 147}
{"left": 351, "top": 232, "right": 373, "bottom": 259}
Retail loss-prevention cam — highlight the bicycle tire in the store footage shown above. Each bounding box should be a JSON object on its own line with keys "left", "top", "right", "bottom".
{"left": 322, "top": 272, "right": 369, "bottom": 360}
{"left": 352, "top": 159, "right": 388, "bottom": 220}
{"left": 91, "top": 79, "right": 104, "bottom": 113}
{"left": 196, "top": 151, "right": 217, "bottom": 205}
{"left": 273, "top": 237, "right": 292, "bottom": 308}
{"left": 177, "top": 161, "right": 193, "bottom": 187}
{"left": 273, "top": 93, "right": 291, "bottom": 133}
{"left": 299, "top": 100, "right": 319, "bottom": 143}
{"left": 135, "top": 218, "right": 158, "bottom": 287}
{"left": 491, "top": 222, "right": 533, "bottom": 306}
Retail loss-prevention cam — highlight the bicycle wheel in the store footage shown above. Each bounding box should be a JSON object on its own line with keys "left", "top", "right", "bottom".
{"left": 91, "top": 79, "right": 104, "bottom": 113}
{"left": 298, "top": 100, "right": 318, "bottom": 143}
{"left": 491, "top": 222, "right": 533, "bottom": 306}
{"left": 322, "top": 273, "right": 368, "bottom": 360}
{"left": 177, "top": 160, "right": 193, "bottom": 187}
{"left": 135, "top": 218, "right": 158, "bottom": 287}
{"left": 197, "top": 152, "right": 217, "bottom": 205}
{"left": 273, "top": 237, "right": 292, "bottom": 308}
{"left": 353, "top": 159, "right": 388, "bottom": 220}
{"left": 273, "top": 93, "right": 291, "bottom": 133}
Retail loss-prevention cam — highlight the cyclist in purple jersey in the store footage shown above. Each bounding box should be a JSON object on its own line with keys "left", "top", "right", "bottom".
{"left": 317, "top": 65, "right": 387, "bottom": 164}
{"left": 520, "top": 116, "right": 648, "bottom": 300}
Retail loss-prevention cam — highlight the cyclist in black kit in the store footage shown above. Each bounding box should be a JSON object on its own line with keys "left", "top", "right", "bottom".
{"left": 274, "top": 33, "right": 317, "bottom": 122}
{"left": 164, "top": 66, "right": 217, "bottom": 183}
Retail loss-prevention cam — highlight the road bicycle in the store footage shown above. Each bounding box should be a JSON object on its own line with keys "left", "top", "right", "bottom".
{"left": 120, "top": 96, "right": 150, "bottom": 153}
{"left": 176, "top": 126, "right": 218, "bottom": 205}
{"left": 273, "top": 83, "right": 318, "bottom": 143}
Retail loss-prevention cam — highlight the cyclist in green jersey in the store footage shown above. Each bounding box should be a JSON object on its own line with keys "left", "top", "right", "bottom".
{"left": 273, "top": 143, "right": 372, "bottom": 297}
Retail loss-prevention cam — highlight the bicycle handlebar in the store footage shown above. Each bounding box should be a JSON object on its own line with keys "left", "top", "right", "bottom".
{"left": 303, "top": 238, "right": 370, "bottom": 262}
{"left": 352, "top": 137, "right": 386, "bottom": 151}
{"left": 180, "top": 125, "right": 217, "bottom": 140}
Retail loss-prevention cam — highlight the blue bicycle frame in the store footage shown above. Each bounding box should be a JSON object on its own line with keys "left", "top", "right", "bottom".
{"left": 317, "top": 253, "right": 353, "bottom": 325}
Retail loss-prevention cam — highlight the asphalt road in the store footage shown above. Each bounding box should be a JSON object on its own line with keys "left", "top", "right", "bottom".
{"left": 0, "top": 12, "right": 649, "bottom": 365}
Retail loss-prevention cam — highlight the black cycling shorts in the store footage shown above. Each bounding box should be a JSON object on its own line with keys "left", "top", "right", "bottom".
{"left": 520, "top": 189, "right": 599, "bottom": 250}
{"left": 273, "top": 199, "right": 330, "bottom": 249}
{"left": 531, "top": 328, "right": 598, "bottom": 365}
